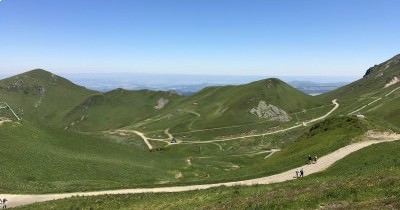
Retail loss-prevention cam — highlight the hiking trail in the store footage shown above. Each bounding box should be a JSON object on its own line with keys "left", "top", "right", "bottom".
{"left": 4, "top": 132, "right": 399, "bottom": 208}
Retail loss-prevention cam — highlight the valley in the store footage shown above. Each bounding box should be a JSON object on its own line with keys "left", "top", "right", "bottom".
{"left": 0, "top": 54, "right": 399, "bottom": 208}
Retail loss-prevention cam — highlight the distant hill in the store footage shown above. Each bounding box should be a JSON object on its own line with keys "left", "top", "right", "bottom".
{"left": 1, "top": 69, "right": 328, "bottom": 132}
{"left": 132, "top": 78, "right": 327, "bottom": 133}
{"left": 0, "top": 69, "right": 96, "bottom": 126}
{"left": 64, "top": 88, "right": 182, "bottom": 131}
{"left": 289, "top": 81, "right": 348, "bottom": 95}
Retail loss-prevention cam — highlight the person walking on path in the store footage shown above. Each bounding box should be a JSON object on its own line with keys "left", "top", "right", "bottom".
{"left": 2, "top": 198, "right": 7, "bottom": 209}
{"left": 314, "top": 156, "right": 318, "bottom": 164}
{"left": 295, "top": 169, "right": 299, "bottom": 178}
{"left": 308, "top": 155, "right": 312, "bottom": 164}
{"left": 300, "top": 168, "right": 304, "bottom": 177}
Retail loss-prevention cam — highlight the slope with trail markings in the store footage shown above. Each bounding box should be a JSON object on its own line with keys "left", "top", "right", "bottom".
{"left": 4, "top": 133, "right": 399, "bottom": 208}
{"left": 128, "top": 99, "right": 338, "bottom": 145}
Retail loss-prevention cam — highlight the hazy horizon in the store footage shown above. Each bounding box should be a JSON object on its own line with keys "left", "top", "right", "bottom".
{"left": 0, "top": 71, "right": 358, "bottom": 83}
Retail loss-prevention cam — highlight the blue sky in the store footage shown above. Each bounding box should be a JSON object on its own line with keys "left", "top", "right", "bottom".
{"left": 0, "top": 0, "right": 399, "bottom": 76}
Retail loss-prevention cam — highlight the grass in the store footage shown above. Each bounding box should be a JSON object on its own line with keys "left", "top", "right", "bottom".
{"left": 132, "top": 78, "right": 327, "bottom": 133}
{"left": 0, "top": 69, "right": 96, "bottom": 127}
{"left": 16, "top": 140, "right": 400, "bottom": 210}
{"left": 64, "top": 88, "right": 182, "bottom": 131}
{"left": 0, "top": 116, "right": 368, "bottom": 194}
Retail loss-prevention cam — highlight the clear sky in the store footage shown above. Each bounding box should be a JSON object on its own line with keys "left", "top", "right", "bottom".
{"left": 1, "top": 0, "right": 399, "bottom": 77}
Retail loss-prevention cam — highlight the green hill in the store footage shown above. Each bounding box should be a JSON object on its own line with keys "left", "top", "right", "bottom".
{"left": 325, "top": 54, "right": 400, "bottom": 99}
{"left": 320, "top": 54, "right": 400, "bottom": 131}
{"left": 1, "top": 54, "right": 399, "bottom": 209}
{"left": 128, "top": 78, "right": 329, "bottom": 139}
{"left": 0, "top": 69, "right": 96, "bottom": 126}
{"left": 64, "top": 88, "right": 182, "bottom": 131}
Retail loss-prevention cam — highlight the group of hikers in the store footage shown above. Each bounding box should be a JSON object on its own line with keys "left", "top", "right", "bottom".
{"left": 295, "top": 155, "right": 319, "bottom": 178}
{"left": 295, "top": 168, "right": 304, "bottom": 178}
{"left": 308, "top": 155, "right": 318, "bottom": 164}
{"left": 0, "top": 197, "right": 8, "bottom": 208}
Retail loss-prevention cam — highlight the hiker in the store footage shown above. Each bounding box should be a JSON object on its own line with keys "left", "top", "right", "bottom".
{"left": 308, "top": 155, "right": 312, "bottom": 164}
{"left": 300, "top": 168, "right": 304, "bottom": 177}
{"left": 295, "top": 169, "right": 299, "bottom": 178}
{"left": 314, "top": 156, "right": 318, "bottom": 163}
{"left": 2, "top": 198, "right": 7, "bottom": 209}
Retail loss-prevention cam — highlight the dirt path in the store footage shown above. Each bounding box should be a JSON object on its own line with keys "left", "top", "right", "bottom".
{"left": 385, "top": 86, "right": 400, "bottom": 97}
{"left": 0, "top": 118, "right": 12, "bottom": 127}
{"left": 113, "top": 100, "right": 338, "bottom": 147}
{"left": 118, "top": 130, "right": 154, "bottom": 150}
{"left": 183, "top": 99, "right": 338, "bottom": 144}
{"left": 348, "top": 98, "right": 382, "bottom": 115}
{"left": 4, "top": 133, "right": 399, "bottom": 208}
{"left": 176, "top": 104, "right": 332, "bottom": 135}
{"left": 348, "top": 84, "right": 400, "bottom": 115}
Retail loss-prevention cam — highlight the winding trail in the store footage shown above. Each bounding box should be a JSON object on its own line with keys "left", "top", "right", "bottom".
{"left": 184, "top": 99, "right": 338, "bottom": 144}
{"left": 114, "top": 100, "right": 339, "bottom": 147}
{"left": 4, "top": 134, "right": 399, "bottom": 208}
{"left": 118, "top": 130, "right": 154, "bottom": 150}
{"left": 348, "top": 84, "right": 400, "bottom": 115}
{"left": 175, "top": 104, "right": 332, "bottom": 135}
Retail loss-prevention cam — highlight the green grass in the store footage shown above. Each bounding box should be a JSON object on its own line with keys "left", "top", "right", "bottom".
{"left": 64, "top": 89, "right": 182, "bottom": 131}
{"left": 132, "top": 78, "right": 327, "bottom": 133}
{"left": 17, "top": 140, "right": 400, "bottom": 210}
{"left": 320, "top": 54, "right": 400, "bottom": 101}
{"left": 0, "top": 116, "right": 369, "bottom": 194}
{"left": 0, "top": 69, "right": 96, "bottom": 127}
{"left": 0, "top": 121, "right": 188, "bottom": 193}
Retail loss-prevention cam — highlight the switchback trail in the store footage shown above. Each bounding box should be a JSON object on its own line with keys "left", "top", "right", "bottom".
{"left": 117, "top": 130, "right": 154, "bottom": 150}
{"left": 5, "top": 130, "right": 399, "bottom": 208}
{"left": 128, "top": 100, "right": 339, "bottom": 146}
{"left": 348, "top": 84, "right": 400, "bottom": 115}
{"left": 184, "top": 99, "right": 339, "bottom": 144}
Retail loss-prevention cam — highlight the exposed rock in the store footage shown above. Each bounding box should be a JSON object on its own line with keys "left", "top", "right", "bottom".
{"left": 384, "top": 76, "right": 400, "bottom": 88}
{"left": 375, "top": 72, "right": 384, "bottom": 78}
{"left": 265, "top": 79, "right": 275, "bottom": 88}
{"left": 154, "top": 97, "right": 169, "bottom": 110}
{"left": 250, "top": 101, "right": 291, "bottom": 122}
{"left": 51, "top": 73, "right": 58, "bottom": 82}
{"left": 363, "top": 66, "right": 376, "bottom": 78}
{"left": 364, "top": 54, "right": 400, "bottom": 78}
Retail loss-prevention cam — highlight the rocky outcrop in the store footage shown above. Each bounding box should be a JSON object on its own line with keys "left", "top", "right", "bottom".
{"left": 364, "top": 54, "right": 400, "bottom": 79}
{"left": 154, "top": 97, "right": 169, "bottom": 110}
{"left": 250, "top": 101, "right": 291, "bottom": 122}
{"left": 384, "top": 76, "right": 400, "bottom": 88}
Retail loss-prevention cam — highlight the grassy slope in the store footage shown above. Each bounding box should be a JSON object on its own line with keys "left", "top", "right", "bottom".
{"left": 18, "top": 140, "right": 400, "bottom": 210}
{"left": 0, "top": 121, "right": 189, "bottom": 193}
{"left": 0, "top": 69, "right": 96, "bottom": 127}
{"left": 64, "top": 88, "right": 182, "bottom": 131}
{"left": 132, "top": 78, "right": 327, "bottom": 134}
{"left": 319, "top": 54, "right": 400, "bottom": 116}
{"left": 1, "top": 69, "right": 330, "bottom": 134}
{"left": 0, "top": 117, "right": 368, "bottom": 193}
{"left": 366, "top": 89, "right": 400, "bottom": 132}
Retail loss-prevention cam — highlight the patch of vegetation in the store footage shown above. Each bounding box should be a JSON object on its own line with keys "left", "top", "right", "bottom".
{"left": 17, "top": 141, "right": 400, "bottom": 210}
{"left": 0, "top": 116, "right": 368, "bottom": 194}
